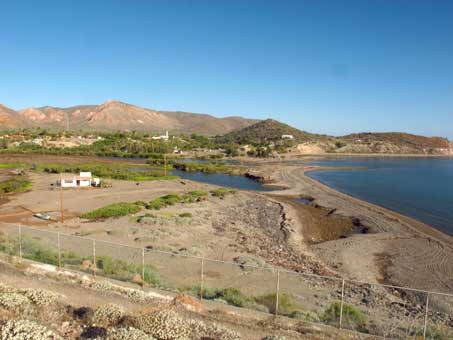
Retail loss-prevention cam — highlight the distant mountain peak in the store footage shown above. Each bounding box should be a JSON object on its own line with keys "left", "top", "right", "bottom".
{"left": 0, "top": 101, "right": 256, "bottom": 135}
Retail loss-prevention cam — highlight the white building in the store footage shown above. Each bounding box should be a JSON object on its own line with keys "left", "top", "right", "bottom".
{"left": 152, "top": 131, "right": 169, "bottom": 141}
{"left": 58, "top": 172, "right": 100, "bottom": 188}
{"left": 281, "top": 134, "right": 294, "bottom": 140}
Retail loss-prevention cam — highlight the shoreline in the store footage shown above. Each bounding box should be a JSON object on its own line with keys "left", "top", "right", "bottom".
{"left": 301, "top": 168, "right": 453, "bottom": 247}
{"left": 258, "top": 164, "right": 453, "bottom": 292}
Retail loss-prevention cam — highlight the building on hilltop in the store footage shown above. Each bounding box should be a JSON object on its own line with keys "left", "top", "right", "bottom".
{"left": 152, "top": 131, "right": 169, "bottom": 141}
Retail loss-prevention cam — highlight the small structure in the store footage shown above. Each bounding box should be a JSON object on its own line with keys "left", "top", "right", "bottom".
{"left": 281, "top": 134, "right": 294, "bottom": 140}
{"left": 57, "top": 172, "right": 101, "bottom": 188}
{"left": 152, "top": 131, "right": 169, "bottom": 141}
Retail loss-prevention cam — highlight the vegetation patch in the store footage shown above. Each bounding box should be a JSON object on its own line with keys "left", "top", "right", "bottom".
{"left": 80, "top": 202, "right": 142, "bottom": 219}
{"left": 178, "top": 212, "right": 192, "bottom": 218}
{"left": 321, "top": 301, "right": 366, "bottom": 329}
{"left": 209, "top": 188, "right": 237, "bottom": 198}
{"left": 254, "top": 293, "right": 302, "bottom": 316}
{"left": 31, "top": 162, "right": 177, "bottom": 181}
{"left": 0, "top": 176, "right": 32, "bottom": 195}
{"left": 173, "top": 161, "right": 244, "bottom": 175}
{"left": 146, "top": 191, "right": 208, "bottom": 210}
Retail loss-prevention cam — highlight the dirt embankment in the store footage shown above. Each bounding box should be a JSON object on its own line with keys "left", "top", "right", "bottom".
{"left": 255, "top": 164, "right": 453, "bottom": 294}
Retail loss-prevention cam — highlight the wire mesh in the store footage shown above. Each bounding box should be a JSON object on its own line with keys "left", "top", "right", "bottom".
{"left": 426, "top": 293, "right": 453, "bottom": 340}
{"left": 59, "top": 233, "right": 93, "bottom": 271}
{"left": 0, "top": 225, "right": 20, "bottom": 257}
{"left": 0, "top": 225, "right": 452, "bottom": 340}
{"left": 342, "top": 281, "right": 426, "bottom": 338}
{"left": 144, "top": 250, "right": 201, "bottom": 292}
{"left": 278, "top": 270, "right": 342, "bottom": 322}
{"left": 94, "top": 239, "right": 143, "bottom": 285}
{"left": 21, "top": 227, "right": 59, "bottom": 266}
{"left": 202, "top": 259, "right": 277, "bottom": 314}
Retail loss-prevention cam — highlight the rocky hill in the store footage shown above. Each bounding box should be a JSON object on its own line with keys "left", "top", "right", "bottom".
{"left": 334, "top": 132, "right": 453, "bottom": 155}
{"left": 217, "top": 119, "right": 328, "bottom": 145}
{"left": 0, "top": 100, "right": 256, "bottom": 135}
{"left": 0, "top": 105, "right": 22, "bottom": 128}
{"left": 218, "top": 120, "right": 452, "bottom": 155}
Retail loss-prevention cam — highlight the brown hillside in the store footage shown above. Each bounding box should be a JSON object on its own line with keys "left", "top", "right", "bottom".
{"left": 343, "top": 132, "right": 450, "bottom": 149}
{"left": 1, "top": 100, "right": 256, "bottom": 135}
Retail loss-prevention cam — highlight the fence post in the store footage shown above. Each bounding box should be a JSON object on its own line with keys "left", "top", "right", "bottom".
{"left": 142, "top": 248, "right": 145, "bottom": 289}
{"left": 92, "top": 239, "right": 96, "bottom": 277}
{"left": 18, "top": 225, "right": 22, "bottom": 260}
{"left": 423, "top": 293, "right": 430, "bottom": 339}
{"left": 200, "top": 257, "right": 204, "bottom": 302}
{"left": 57, "top": 232, "right": 61, "bottom": 269}
{"left": 275, "top": 270, "right": 280, "bottom": 317}
{"left": 339, "top": 279, "right": 345, "bottom": 329}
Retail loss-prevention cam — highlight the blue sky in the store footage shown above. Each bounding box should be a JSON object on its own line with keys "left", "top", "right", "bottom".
{"left": 1, "top": 0, "right": 452, "bottom": 138}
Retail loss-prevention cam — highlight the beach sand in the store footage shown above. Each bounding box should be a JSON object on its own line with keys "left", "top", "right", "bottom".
{"left": 259, "top": 164, "right": 453, "bottom": 294}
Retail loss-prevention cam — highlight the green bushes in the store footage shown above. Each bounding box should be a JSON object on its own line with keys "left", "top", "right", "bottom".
{"left": 143, "top": 266, "right": 160, "bottom": 285}
{"left": 189, "top": 287, "right": 253, "bottom": 308}
{"left": 80, "top": 202, "right": 142, "bottom": 219}
{"left": 189, "top": 287, "right": 302, "bottom": 314}
{"left": 0, "top": 176, "right": 32, "bottom": 195}
{"left": 178, "top": 212, "right": 192, "bottom": 218}
{"left": 180, "top": 190, "right": 208, "bottom": 203}
{"left": 33, "top": 162, "right": 177, "bottom": 181}
{"left": 209, "top": 188, "right": 237, "bottom": 198}
{"left": 254, "top": 293, "right": 302, "bottom": 316}
{"left": 173, "top": 161, "right": 244, "bottom": 175}
{"left": 146, "top": 191, "right": 208, "bottom": 210}
{"left": 321, "top": 302, "right": 365, "bottom": 328}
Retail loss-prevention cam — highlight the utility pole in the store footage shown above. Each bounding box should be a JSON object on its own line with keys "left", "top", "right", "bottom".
{"left": 164, "top": 152, "right": 167, "bottom": 176}
{"left": 59, "top": 173, "right": 64, "bottom": 223}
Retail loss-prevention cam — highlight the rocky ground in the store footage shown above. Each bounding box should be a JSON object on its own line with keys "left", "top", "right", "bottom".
{"left": 0, "top": 258, "right": 367, "bottom": 340}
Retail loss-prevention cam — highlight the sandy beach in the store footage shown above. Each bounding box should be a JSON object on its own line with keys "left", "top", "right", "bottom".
{"left": 256, "top": 164, "right": 453, "bottom": 294}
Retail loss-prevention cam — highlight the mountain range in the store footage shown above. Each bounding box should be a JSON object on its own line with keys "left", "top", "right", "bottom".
{"left": 0, "top": 100, "right": 257, "bottom": 135}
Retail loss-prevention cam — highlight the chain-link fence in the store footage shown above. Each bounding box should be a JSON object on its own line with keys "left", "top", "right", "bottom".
{"left": 0, "top": 225, "right": 452, "bottom": 339}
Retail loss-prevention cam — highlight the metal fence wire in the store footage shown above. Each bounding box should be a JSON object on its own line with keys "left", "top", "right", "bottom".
{"left": 0, "top": 225, "right": 452, "bottom": 340}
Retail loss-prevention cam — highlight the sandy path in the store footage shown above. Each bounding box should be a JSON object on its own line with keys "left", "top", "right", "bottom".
{"left": 261, "top": 165, "right": 453, "bottom": 294}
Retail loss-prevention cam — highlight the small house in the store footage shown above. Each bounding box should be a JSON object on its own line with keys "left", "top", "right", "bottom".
{"left": 57, "top": 172, "right": 100, "bottom": 188}
{"left": 281, "top": 134, "right": 294, "bottom": 140}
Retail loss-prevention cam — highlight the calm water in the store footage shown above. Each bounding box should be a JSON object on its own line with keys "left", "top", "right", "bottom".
{"left": 171, "top": 169, "right": 274, "bottom": 192}
{"left": 306, "top": 157, "right": 453, "bottom": 235}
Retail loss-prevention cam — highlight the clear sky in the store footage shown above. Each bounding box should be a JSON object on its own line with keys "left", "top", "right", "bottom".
{"left": 1, "top": 0, "right": 452, "bottom": 138}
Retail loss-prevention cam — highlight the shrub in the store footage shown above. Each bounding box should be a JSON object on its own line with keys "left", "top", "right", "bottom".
{"left": 0, "top": 176, "right": 31, "bottom": 195}
{"left": 134, "top": 309, "right": 191, "bottom": 340}
{"left": 210, "top": 188, "right": 237, "bottom": 199}
{"left": 178, "top": 212, "right": 192, "bottom": 218}
{"left": 93, "top": 303, "right": 125, "bottom": 326}
{"left": 146, "top": 198, "right": 167, "bottom": 210}
{"left": 203, "top": 323, "right": 242, "bottom": 340}
{"left": 181, "top": 190, "right": 208, "bottom": 203}
{"left": 143, "top": 266, "right": 160, "bottom": 286}
{"left": 80, "top": 202, "right": 142, "bottom": 219}
{"left": 22, "top": 288, "right": 59, "bottom": 305}
{"left": 160, "top": 194, "right": 181, "bottom": 206}
{"left": 254, "top": 293, "right": 301, "bottom": 316}
{"left": 105, "top": 327, "right": 155, "bottom": 340}
{"left": 0, "top": 293, "right": 30, "bottom": 309}
{"left": 221, "top": 288, "right": 250, "bottom": 307}
{"left": 321, "top": 302, "right": 365, "bottom": 328}
{"left": 0, "top": 319, "right": 62, "bottom": 340}
{"left": 95, "top": 256, "right": 160, "bottom": 286}
{"left": 189, "top": 287, "right": 251, "bottom": 308}
{"left": 20, "top": 236, "right": 59, "bottom": 266}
